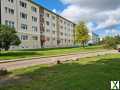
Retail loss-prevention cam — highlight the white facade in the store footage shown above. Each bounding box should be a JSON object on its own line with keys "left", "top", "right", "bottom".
{"left": 44, "top": 10, "right": 58, "bottom": 48}
{"left": 88, "top": 32, "right": 100, "bottom": 45}
{"left": 0, "top": 0, "right": 75, "bottom": 49}
{"left": 58, "top": 17, "right": 74, "bottom": 47}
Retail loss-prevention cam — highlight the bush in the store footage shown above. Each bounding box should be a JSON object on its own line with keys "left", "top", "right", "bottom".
{"left": 102, "top": 36, "right": 119, "bottom": 49}
{"left": 88, "top": 43, "right": 93, "bottom": 46}
{"left": 0, "top": 67, "right": 8, "bottom": 76}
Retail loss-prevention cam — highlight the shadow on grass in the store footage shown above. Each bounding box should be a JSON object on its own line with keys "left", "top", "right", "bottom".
{"left": 1, "top": 57, "right": 120, "bottom": 90}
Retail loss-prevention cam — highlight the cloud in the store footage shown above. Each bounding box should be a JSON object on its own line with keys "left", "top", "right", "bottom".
{"left": 87, "top": 22, "right": 97, "bottom": 32}
{"left": 105, "top": 29, "right": 120, "bottom": 36}
{"left": 96, "top": 16, "right": 120, "bottom": 30}
{"left": 60, "top": 0, "right": 120, "bottom": 11}
{"left": 52, "top": 9, "right": 57, "bottom": 13}
{"left": 59, "top": 0, "right": 120, "bottom": 36}
{"left": 61, "top": 5, "right": 95, "bottom": 22}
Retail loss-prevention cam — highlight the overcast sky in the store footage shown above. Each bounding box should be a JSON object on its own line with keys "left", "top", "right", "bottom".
{"left": 35, "top": 0, "right": 120, "bottom": 37}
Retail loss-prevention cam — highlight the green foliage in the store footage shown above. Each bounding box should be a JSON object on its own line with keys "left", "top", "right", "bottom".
{"left": 114, "top": 35, "right": 120, "bottom": 44}
{"left": 75, "top": 22, "right": 90, "bottom": 47}
{"left": 102, "top": 35, "right": 120, "bottom": 49}
{"left": 0, "top": 24, "right": 21, "bottom": 50}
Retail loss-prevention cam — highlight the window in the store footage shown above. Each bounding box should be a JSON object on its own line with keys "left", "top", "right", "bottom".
{"left": 53, "top": 23, "right": 55, "bottom": 27}
{"left": 60, "top": 20, "right": 63, "bottom": 23}
{"left": 32, "top": 16, "right": 37, "bottom": 22}
{"left": 11, "top": 22, "right": 14, "bottom": 28}
{"left": 65, "top": 33, "right": 67, "bottom": 36}
{"left": 11, "top": 9, "right": 14, "bottom": 14}
{"left": 65, "top": 39, "right": 67, "bottom": 43}
{"left": 32, "top": 36, "right": 38, "bottom": 40}
{"left": 52, "top": 16, "right": 55, "bottom": 20}
{"left": 32, "top": 26, "right": 37, "bottom": 32}
{"left": 46, "top": 29, "right": 50, "bottom": 32}
{"left": 40, "top": 13, "right": 44, "bottom": 17}
{"left": 5, "top": 20, "right": 14, "bottom": 28}
{"left": 69, "top": 40, "right": 70, "bottom": 43}
{"left": 64, "top": 27, "right": 66, "bottom": 30}
{"left": 31, "top": 6, "right": 37, "bottom": 13}
{"left": 61, "top": 39, "right": 63, "bottom": 43}
{"left": 61, "top": 32, "right": 63, "bottom": 36}
{"left": 46, "top": 13, "right": 49, "bottom": 17}
{"left": 20, "top": 1, "right": 27, "bottom": 8}
{"left": 53, "top": 31, "right": 55, "bottom": 34}
{"left": 21, "top": 24, "right": 27, "bottom": 30}
{"left": 67, "top": 23, "right": 70, "bottom": 26}
{"left": 64, "top": 21, "right": 66, "bottom": 24}
{"left": 5, "top": 7, "right": 14, "bottom": 15}
{"left": 46, "top": 21, "right": 49, "bottom": 26}
{"left": 60, "top": 26, "right": 63, "bottom": 29}
{"left": 47, "top": 37, "right": 50, "bottom": 41}
{"left": 53, "top": 37, "right": 55, "bottom": 40}
{"left": 5, "top": 20, "right": 8, "bottom": 25}
{"left": 5, "top": 7, "right": 7, "bottom": 13}
{"left": 8, "top": 0, "right": 14, "bottom": 3}
{"left": 20, "top": 12, "right": 27, "bottom": 19}
{"left": 21, "top": 35, "right": 28, "bottom": 40}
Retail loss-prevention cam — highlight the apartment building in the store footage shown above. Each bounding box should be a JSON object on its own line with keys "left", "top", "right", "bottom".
{"left": 88, "top": 32, "right": 100, "bottom": 45}
{"left": 0, "top": 0, "right": 75, "bottom": 49}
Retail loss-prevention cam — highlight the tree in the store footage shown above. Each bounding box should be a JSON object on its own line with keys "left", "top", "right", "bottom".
{"left": 0, "top": 24, "right": 21, "bottom": 50}
{"left": 114, "top": 35, "right": 120, "bottom": 44}
{"left": 102, "top": 36, "right": 116, "bottom": 49}
{"left": 102, "top": 36, "right": 120, "bottom": 49}
{"left": 75, "top": 22, "right": 90, "bottom": 47}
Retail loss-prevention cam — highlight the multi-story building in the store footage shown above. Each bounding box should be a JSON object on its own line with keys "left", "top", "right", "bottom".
{"left": 0, "top": 0, "right": 75, "bottom": 49}
{"left": 88, "top": 32, "right": 100, "bottom": 45}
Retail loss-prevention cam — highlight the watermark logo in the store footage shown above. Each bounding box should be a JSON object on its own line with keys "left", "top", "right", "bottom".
{"left": 111, "top": 81, "right": 119, "bottom": 89}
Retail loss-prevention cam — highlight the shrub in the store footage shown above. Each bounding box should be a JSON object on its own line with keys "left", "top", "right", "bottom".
{"left": 0, "top": 67, "right": 8, "bottom": 76}
{"left": 102, "top": 36, "right": 119, "bottom": 49}
{"left": 57, "top": 60, "right": 61, "bottom": 64}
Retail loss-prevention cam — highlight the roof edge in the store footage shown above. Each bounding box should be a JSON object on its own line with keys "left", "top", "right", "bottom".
{"left": 30, "top": 0, "right": 75, "bottom": 25}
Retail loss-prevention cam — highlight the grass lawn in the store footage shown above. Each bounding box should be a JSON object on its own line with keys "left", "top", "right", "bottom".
{"left": 0, "top": 45, "right": 104, "bottom": 60}
{"left": 0, "top": 54, "right": 120, "bottom": 90}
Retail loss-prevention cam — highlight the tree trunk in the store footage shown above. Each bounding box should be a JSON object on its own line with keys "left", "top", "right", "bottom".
{"left": 4, "top": 46, "right": 10, "bottom": 51}
{"left": 82, "top": 41, "right": 85, "bottom": 48}
{"left": 83, "top": 43, "right": 85, "bottom": 48}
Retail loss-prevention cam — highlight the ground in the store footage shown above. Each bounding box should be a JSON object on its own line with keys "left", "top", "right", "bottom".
{"left": 0, "top": 54, "right": 120, "bottom": 90}
{"left": 0, "top": 45, "right": 104, "bottom": 60}
{"left": 0, "top": 50, "right": 116, "bottom": 70}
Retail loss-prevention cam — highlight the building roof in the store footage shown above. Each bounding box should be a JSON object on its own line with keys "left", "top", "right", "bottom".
{"left": 92, "top": 32, "right": 99, "bottom": 37}
{"left": 30, "top": 0, "right": 75, "bottom": 25}
{"left": 89, "top": 31, "right": 99, "bottom": 37}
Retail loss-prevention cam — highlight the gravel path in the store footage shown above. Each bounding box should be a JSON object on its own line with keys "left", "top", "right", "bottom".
{"left": 0, "top": 50, "right": 118, "bottom": 71}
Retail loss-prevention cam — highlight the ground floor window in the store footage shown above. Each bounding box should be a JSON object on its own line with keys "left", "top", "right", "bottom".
{"left": 21, "top": 35, "right": 28, "bottom": 40}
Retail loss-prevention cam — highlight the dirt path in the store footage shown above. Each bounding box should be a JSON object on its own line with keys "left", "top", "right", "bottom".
{"left": 0, "top": 50, "right": 118, "bottom": 71}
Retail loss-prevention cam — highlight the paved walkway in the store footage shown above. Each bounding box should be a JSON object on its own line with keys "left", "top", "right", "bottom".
{"left": 0, "top": 50, "right": 118, "bottom": 71}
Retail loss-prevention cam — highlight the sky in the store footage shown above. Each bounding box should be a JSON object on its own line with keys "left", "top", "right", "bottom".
{"left": 34, "top": 0, "right": 120, "bottom": 37}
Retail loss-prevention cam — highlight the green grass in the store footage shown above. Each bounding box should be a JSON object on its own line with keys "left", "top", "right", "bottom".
{"left": 0, "top": 54, "right": 120, "bottom": 90}
{"left": 0, "top": 45, "right": 104, "bottom": 60}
